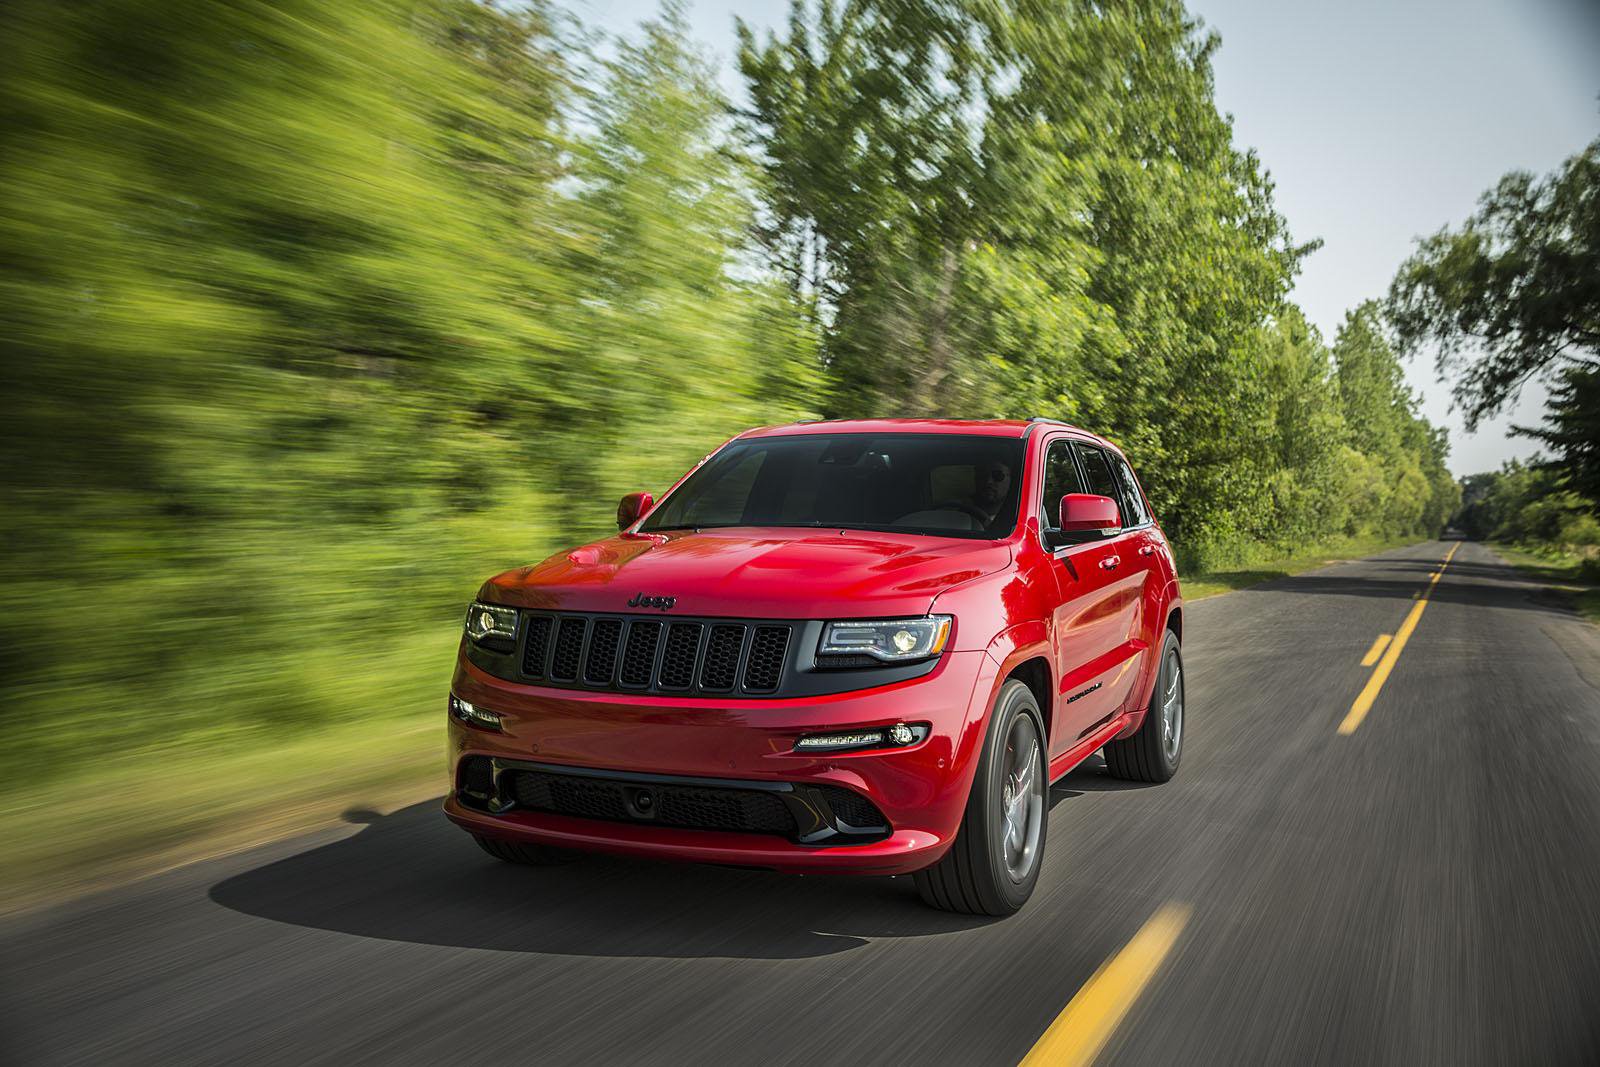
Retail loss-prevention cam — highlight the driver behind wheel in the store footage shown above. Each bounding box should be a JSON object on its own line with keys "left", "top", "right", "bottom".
{"left": 895, "top": 458, "right": 1014, "bottom": 532}
{"left": 972, "top": 460, "right": 1012, "bottom": 527}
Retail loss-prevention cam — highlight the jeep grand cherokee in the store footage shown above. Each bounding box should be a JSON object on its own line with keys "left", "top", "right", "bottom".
{"left": 444, "top": 418, "right": 1184, "bottom": 915}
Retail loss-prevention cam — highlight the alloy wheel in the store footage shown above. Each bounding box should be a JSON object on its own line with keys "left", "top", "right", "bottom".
{"left": 998, "top": 714, "right": 1045, "bottom": 883}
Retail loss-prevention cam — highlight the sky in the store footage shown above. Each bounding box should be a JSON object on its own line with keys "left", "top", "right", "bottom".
{"left": 578, "top": 0, "right": 1599, "bottom": 475}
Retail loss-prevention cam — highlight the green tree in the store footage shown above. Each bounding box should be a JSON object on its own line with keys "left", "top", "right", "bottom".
{"left": 1329, "top": 303, "right": 1457, "bottom": 537}
{"left": 1514, "top": 365, "right": 1600, "bottom": 510}
{"left": 1388, "top": 137, "right": 1600, "bottom": 430}
{"left": 739, "top": 0, "right": 1307, "bottom": 549}
{"left": 1251, "top": 309, "right": 1351, "bottom": 540}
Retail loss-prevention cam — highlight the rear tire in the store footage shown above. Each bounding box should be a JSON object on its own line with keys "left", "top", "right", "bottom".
{"left": 1103, "top": 628, "right": 1184, "bottom": 783}
{"left": 914, "top": 679, "right": 1048, "bottom": 916}
{"left": 473, "top": 834, "right": 577, "bottom": 866}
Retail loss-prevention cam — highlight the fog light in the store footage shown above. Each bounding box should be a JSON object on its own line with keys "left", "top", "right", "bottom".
{"left": 796, "top": 730, "right": 886, "bottom": 751}
{"left": 449, "top": 694, "right": 503, "bottom": 731}
{"left": 795, "top": 723, "right": 928, "bottom": 752}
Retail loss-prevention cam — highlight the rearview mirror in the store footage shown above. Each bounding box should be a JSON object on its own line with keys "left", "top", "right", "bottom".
{"left": 617, "top": 491, "right": 653, "bottom": 529}
{"left": 1048, "top": 493, "right": 1120, "bottom": 547}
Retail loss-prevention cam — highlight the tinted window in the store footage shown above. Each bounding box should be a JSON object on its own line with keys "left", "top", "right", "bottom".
{"left": 1112, "top": 453, "right": 1151, "bottom": 526}
{"left": 1040, "top": 440, "right": 1087, "bottom": 529}
{"left": 642, "top": 433, "right": 1026, "bottom": 539}
{"left": 1075, "top": 445, "right": 1124, "bottom": 526}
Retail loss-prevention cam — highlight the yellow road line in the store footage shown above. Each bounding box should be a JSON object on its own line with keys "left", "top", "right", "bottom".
{"left": 1338, "top": 543, "right": 1460, "bottom": 735}
{"left": 1360, "top": 634, "right": 1391, "bottom": 667}
{"left": 1019, "top": 904, "right": 1191, "bottom": 1067}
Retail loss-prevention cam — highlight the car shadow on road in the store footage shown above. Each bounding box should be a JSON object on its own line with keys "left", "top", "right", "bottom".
{"left": 1051, "top": 752, "right": 1163, "bottom": 799}
{"left": 209, "top": 798, "right": 1000, "bottom": 961}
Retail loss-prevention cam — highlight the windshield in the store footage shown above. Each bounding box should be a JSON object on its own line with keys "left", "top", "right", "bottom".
{"left": 641, "top": 433, "right": 1026, "bottom": 539}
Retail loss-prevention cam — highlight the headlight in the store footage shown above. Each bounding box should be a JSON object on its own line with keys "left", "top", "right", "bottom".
{"left": 449, "top": 694, "right": 503, "bottom": 731}
{"left": 464, "top": 601, "right": 518, "bottom": 648}
{"left": 818, "top": 616, "right": 952, "bottom": 663}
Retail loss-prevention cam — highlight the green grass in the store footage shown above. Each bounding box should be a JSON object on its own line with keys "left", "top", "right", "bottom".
{"left": 0, "top": 623, "right": 466, "bottom": 913}
{"left": 1179, "top": 534, "right": 1421, "bottom": 601}
{"left": 1491, "top": 543, "right": 1600, "bottom": 626}
{"left": 0, "top": 708, "right": 447, "bottom": 913}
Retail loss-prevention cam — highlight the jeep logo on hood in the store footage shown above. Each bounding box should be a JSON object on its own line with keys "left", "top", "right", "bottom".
{"left": 627, "top": 592, "right": 676, "bottom": 611}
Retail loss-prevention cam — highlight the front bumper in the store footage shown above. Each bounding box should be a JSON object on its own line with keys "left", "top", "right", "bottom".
{"left": 443, "top": 648, "right": 997, "bottom": 875}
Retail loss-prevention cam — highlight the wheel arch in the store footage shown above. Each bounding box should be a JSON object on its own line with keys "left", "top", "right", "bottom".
{"left": 1003, "top": 655, "right": 1054, "bottom": 747}
{"left": 982, "top": 620, "right": 1054, "bottom": 745}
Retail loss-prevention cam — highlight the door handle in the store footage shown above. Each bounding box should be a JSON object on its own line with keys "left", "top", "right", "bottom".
{"left": 1100, "top": 557, "right": 1120, "bottom": 570}
{"left": 1138, "top": 545, "right": 1156, "bottom": 556}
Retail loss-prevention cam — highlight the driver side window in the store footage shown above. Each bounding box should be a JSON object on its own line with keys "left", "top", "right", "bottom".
{"left": 1040, "top": 440, "right": 1087, "bottom": 530}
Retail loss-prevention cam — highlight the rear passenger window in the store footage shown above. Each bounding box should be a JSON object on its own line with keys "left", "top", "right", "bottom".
{"left": 1112, "top": 454, "right": 1151, "bottom": 527}
{"left": 1075, "top": 446, "right": 1124, "bottom": 526}
{"left": 1040, "top": 441, "right": 1086, "bottom": 529}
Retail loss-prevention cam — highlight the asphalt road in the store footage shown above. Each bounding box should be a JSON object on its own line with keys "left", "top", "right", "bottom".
{"left": 6, "top": 541, "right": 1600, "bottom": 1066}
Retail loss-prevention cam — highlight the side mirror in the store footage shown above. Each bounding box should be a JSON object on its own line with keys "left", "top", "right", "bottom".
{"left": 617, "top": 491, "right": 653, "bottom": 529}
{"left": 1048, "top": 493, "right": 1121, "bottom": 547}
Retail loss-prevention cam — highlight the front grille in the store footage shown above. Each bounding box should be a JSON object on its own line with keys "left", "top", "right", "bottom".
{"left": 584, "top": 619, "right": 622, "bottom": 684}
{"left": 515, "top": 612, "right": 791, "bottom": 697}
{"left": 700, "top": 625, "right": 745, "bottom": 691}
{"left": 742, "top": 626, "right": 791, "bottom": 692}
{"left": 658, "top": 623, "right": 702, "bottom": 689}
{"left": 550, "top": 617, "right": 586, "bottom": 682}
{"left": 619, "top": 621, "right": 661, "bottom": 687}
{"left": 521, "top": 615, "right": 552, "bottom": 679}
{"left": 508, "top": 770, "right": 797, "bottom": 837}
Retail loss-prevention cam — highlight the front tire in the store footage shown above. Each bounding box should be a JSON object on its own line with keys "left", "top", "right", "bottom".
{"left": 914, "top": 679, "right": 1048, "bottom": 916}
{"left": 1103, "top": 628, "right": 1184, "bottom": 782}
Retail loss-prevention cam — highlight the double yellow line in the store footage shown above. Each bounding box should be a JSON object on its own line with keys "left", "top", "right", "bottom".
{"left": 1338, "top": 543, "right": 1460, "bottom": 735}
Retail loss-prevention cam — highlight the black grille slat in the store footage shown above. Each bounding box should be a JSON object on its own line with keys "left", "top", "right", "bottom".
{"left": 658, "top": 623, "right": 703, "bottom": 690}
{"left": 521, "top": 615, "right": 552, "bottom": 679}
{"left": 583, "top": 619, "right": 623, "bottom": 684}
{"left": 742, "top": 626, "right": 790, "bottom": 692}
{"left": 550, "top": 617, "right": 587, "bottom": 682}
{"left": 620, "top": 621, "right": 663, "bottom": 688}
{"left": 700, "top": 625, "right": 746, "bottom": 691}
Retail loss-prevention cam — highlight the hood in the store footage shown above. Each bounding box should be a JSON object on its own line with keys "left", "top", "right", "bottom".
{"left": 480, "top": 527, "right": 1012, "bottom": 619}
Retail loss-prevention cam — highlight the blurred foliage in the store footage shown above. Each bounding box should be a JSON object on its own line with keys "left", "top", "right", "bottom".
{"left": 0, "top": 0, "right": 815, "bottom": 782}
{"left": 1, "top": 0, "right": 1457, "bottom": 786}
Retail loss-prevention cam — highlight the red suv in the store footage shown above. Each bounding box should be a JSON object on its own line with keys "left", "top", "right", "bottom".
{"left": 445, "top": 419, "right": 1184, "bottom": 915}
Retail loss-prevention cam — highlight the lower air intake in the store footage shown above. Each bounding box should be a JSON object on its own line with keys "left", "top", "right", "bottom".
{"left": 507, "top": 770, "right": 797, "bottom": 837}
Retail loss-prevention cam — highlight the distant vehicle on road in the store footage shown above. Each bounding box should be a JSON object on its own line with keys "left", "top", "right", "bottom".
{"left": 444, "top": 419, "right": 1185, "bottom": 915}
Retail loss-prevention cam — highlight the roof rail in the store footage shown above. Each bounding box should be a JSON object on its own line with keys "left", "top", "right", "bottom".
{"left": 1028, "top": 415, "right": 1066, "bottom": 424}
